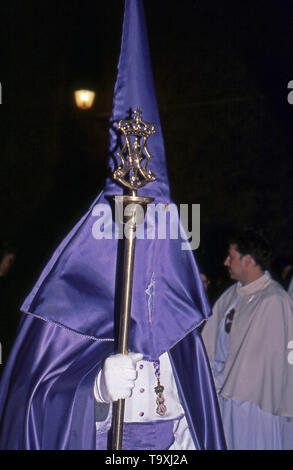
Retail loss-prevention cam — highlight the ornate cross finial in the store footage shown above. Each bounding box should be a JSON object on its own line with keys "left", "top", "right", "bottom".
{"left": 113, "top": 108, "right": 156, "bottom": 194}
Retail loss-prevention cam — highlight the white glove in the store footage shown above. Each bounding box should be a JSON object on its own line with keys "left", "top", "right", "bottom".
{"left": 94, "top": 352, "right": 143, "bottom": 403}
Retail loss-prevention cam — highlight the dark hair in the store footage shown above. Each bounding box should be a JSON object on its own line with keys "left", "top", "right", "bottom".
{"left": 228, "top": 229, "right": 272, "bottom": 271}
{"left": 0, "top": 241, "right": 17, "bottom": 261}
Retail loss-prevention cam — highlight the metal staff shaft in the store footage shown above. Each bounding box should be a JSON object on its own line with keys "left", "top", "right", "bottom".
{"left": 113, "top": 202, "right": 136, "bottom": 450}
{"left": 112, "top": 195, "right": 153, "bottom": 450}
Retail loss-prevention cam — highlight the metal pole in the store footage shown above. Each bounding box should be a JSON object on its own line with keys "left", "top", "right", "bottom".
{"left": 111, "top": 109, "right": 156, "bottom": 450}
{"left": 113, "top": 204, "right": 137, "bottom": 450}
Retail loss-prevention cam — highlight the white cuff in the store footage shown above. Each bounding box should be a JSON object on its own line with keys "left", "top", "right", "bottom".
{"left": 93, "top": 370, "right": 109, "bottom": 403}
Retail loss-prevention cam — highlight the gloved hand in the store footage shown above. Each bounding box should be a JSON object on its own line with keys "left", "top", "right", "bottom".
{"left": 95, "top": 352, "right": 143, "bottom": 403}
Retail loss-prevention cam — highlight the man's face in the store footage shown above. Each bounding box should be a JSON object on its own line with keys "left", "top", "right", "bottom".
{"left": 224, "top": 243, "right": 246, "bottom": 283}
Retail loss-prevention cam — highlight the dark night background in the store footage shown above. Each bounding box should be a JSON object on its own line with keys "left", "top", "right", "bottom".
{"left": 0, "top": 0, "right": 293, "bottom": 365}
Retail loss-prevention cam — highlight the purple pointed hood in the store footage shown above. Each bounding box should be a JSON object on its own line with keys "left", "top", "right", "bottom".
{"left": 20, "top": 0, "right": 210, "bottom": 361}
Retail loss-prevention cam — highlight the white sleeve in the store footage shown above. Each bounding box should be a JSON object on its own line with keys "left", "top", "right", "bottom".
{"left": 168, "top": 415, "right": 197, "bottom": 450}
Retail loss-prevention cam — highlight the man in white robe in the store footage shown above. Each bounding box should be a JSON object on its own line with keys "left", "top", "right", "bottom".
{"left": 202, "top": 230, "right": 293, "bottom": 450}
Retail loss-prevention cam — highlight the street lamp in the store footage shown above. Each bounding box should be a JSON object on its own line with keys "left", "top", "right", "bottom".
{"left": 74, "top": 89, "right": 96, "bottom": 109}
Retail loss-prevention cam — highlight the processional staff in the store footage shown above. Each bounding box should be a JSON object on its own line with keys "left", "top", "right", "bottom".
{"left": 111, "top": 108, "right": 156, "bottom": 450}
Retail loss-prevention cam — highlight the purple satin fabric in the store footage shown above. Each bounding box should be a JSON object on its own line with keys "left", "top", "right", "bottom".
{"left": 104, "top": 0, "right": 170, "bottom": 202}
{"left": 0, "top": 314, "right": 113, "bottom": 450}
{"left": 97, "top": 421, "right": 174, "bottom": 450}
{"left": 21, "top": 192, "right": 210, "bottom": 362}
{"left": 122, "top": 420, "right": 175, "bottom": 450}
{"left": 170, "top": 329, "right": 226, "bottom": 450}
{"left": 0, "top": 315, "right": 225, "bottom": 450}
